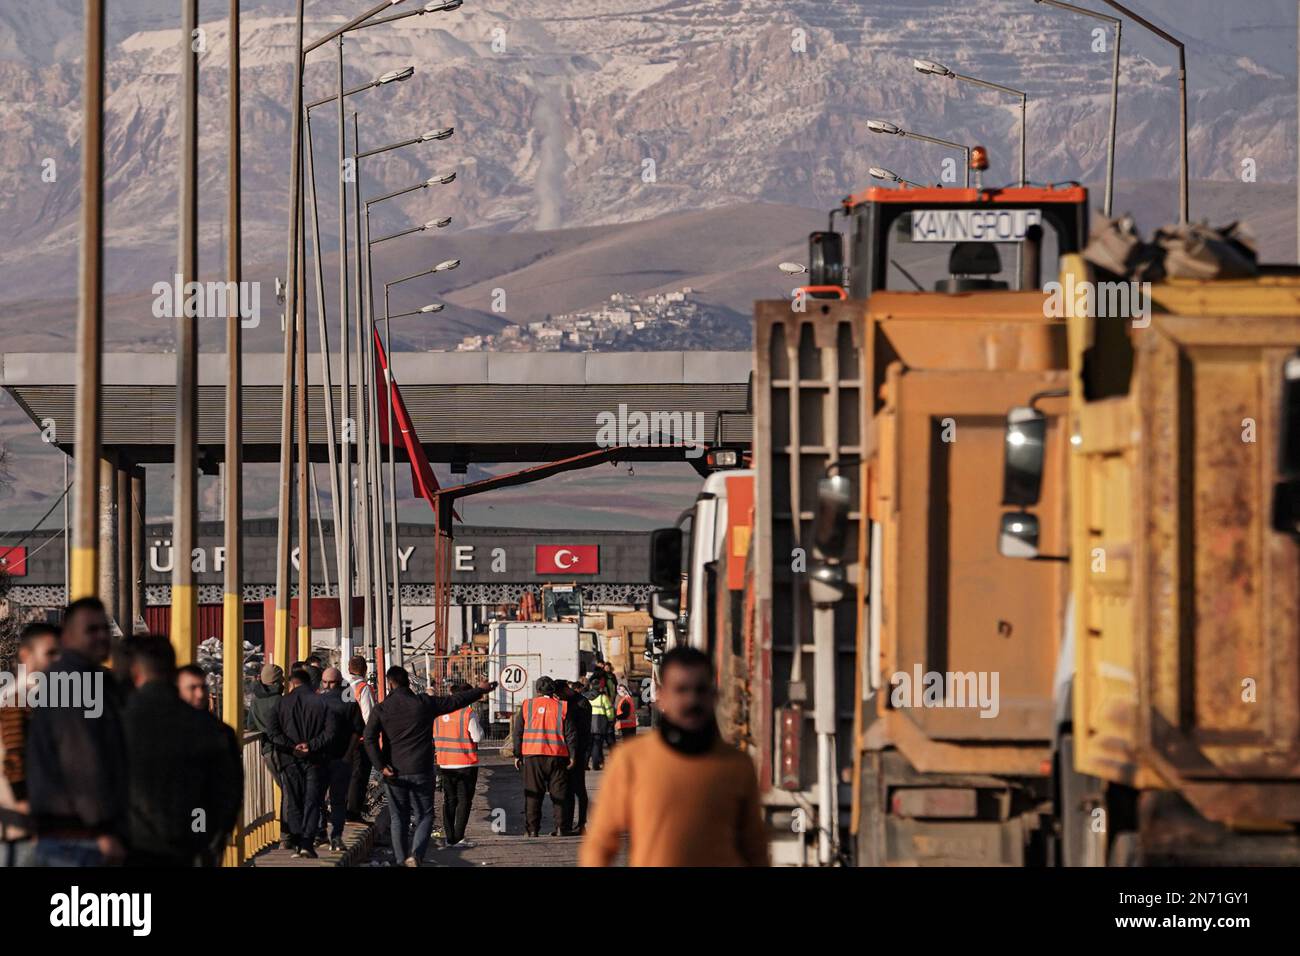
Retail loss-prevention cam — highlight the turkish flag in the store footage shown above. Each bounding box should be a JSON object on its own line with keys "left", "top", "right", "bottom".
{"left": 0, "top": 546, "right": 27, "bottom": 577}
{"left": 535, "top": 545, "right": 599, "bottom": 575}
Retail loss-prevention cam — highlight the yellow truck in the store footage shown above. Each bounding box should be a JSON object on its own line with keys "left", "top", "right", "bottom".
{"left": 999, "top": 253, "right": 1300, "bottom": 864}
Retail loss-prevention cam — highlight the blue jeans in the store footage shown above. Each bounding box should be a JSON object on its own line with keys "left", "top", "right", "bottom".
{"left": 34, "top": 838, "right": 105, "bottom": 867}
{"left": 385, "top": 772, "right": 434, "bottom": 863}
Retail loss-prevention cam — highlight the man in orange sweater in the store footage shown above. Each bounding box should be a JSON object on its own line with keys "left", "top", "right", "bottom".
{"left": 580, "top": 646, "right": 768, "bottom": 867}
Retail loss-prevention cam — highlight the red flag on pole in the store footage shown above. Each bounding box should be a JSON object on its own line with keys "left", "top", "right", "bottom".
{"left": 373, "top": 330, "right": 444, "bottom": 509}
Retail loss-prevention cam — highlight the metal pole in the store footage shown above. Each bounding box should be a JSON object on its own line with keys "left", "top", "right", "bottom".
{"left": 296, "top": 184, "right": 311, "bottom": 662}
{"left": 98, "top": 454, "right": 117, "bottom": 626}
{"left": 336, "top": 36, "right": 354, "bottom": 661}
{"left": 171, "top": 0, "right": 200, "bottom": 666}
{"left": 1019, "top": 94, "right": 1027, "bottom": 188}
{"left": 351, "top": 112, "right": 374, "bottom": 652}
{"left": 366, "top": 225, "right": 390, "bottom": 660}
{"left": 62, "top": 454, "right": 70, "bottom": 602}
{"left": 1107, "top": 20, "right": 1121, "bottom": 218}
{"left": 384, "top": 287, "right": 403, "bottom": 665}
{"left": 275, "top": 0, "right": 305, "bottom": 667}
{"left": 1100, "top": 1, "right": 1186, "bottom": 223}
{"left": 224, "top": 0, "right": 246, "bottom": 740}
{"left": 304, "top": 110, "right": 345, "bottom": 611}
{"left": 116, "top": 459, "right": 131, "bottom": 633}
{"left": 131, "top": 467, "right": 145, "bottom": 632}
{"left": 71, "top": 0, "right": 105, "bottom": 603}
{"left": 366, "top": 210, "right": 390, "bottom": 658}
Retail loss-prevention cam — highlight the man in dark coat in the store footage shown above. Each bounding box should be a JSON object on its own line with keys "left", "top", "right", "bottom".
{"left": 557, "top": 680, "right": 593, "bottom": 834}
{"left": 266, "top": 667, "right": 335, "bottom": 857}
{"left": 26, "top": 597, "right": 128, "bottom": 867}
{"left": 119, "top": 636, "right": 242, "bottom": 866}
{"left": 317, "top": 666, "right": 363, "bottom": 851}
{"left": 363, "top": 667, "right": 495, "bottom": 866}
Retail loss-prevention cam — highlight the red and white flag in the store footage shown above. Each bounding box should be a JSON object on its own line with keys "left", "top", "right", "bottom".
{"left": 535, "top": 545, "right": 599, "bottom": 575}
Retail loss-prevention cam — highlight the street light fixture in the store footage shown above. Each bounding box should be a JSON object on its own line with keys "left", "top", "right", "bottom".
{"left": 913, "top": 58, "right": 1027, "bottom": 188}
{"left": 371, "top": 214, "right": 455, "bottom": 244}
{"left": 305, "top": 64, "right": 415, "bottom": 110}
{"left": 358, "top": 0, "right": 464, "bottom": 31}
{"left": 778, "top": 262, "right": 807, "bottom": 275}
{"left": 870, "top": 166, "right": 923, "bottom": 188}
{"left": 867, "top": 120, "right": 972, "bottom": 187}
{"left": 386, "top": 303, "right": 445, "bottom": 319}
{"left": 1034, "top": 0, "right": 1122, "bottom": 218}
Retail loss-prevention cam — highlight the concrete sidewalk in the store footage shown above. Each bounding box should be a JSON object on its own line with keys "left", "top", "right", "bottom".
{"left": 368, "top": 753, "right": 626, "bottom": 867}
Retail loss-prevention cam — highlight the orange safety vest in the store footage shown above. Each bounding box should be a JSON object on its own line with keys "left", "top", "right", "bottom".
{"left": 520, "top": 697, "right": 569, "bottom": 758}
{"left": 433, "top": 706, "right": 479, "bottom": 767}
{"left": 616, "top": 692, "right": 637, "bottom": 729}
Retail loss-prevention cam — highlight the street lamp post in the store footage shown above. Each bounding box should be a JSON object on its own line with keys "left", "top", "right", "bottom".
{"left": 378, "top": 259, "right": 458, "bottom": 664}
{"left": 1034, "top": 0, "right": 1122, "bottom": 218}
{"left": 172, "top": 0, "right": 200, "bottom": 665}
{"left": 299, "top": 61, "right": 414, "bottom": 661}
{"left": 913, "top": 59, "right": 1027, "bottom": 188}
{"left": 274, "top": 0, "right": 306, "bottom": 668}
{"left": 71, "top": 0, "right": 105, "bottom": 604}
{"left": 1100, "top": 0, "right": 1186, "bottom": 224}
{"left": 224, "top": 0, "right": 245, "bottom": 740}
{"left": 357, "top": 141, "right": 457, "bottom": 667}
{"left": 867, "top": 120, "right": 972, "bottom": 187}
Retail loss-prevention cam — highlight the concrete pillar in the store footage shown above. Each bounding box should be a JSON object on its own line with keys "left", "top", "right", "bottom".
{"left": 97, "top": 454, "right": 118, "bottom": 630}
{"left": 131, "top": 467, "right": 146, "bottom": 632}
{"left": 116, "top": 457, "right": 132, "bottom": 635}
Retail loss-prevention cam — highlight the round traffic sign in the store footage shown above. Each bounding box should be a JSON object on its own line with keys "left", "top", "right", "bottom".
{"left": 500, "top": 664, "right": 528, "bottom": 694}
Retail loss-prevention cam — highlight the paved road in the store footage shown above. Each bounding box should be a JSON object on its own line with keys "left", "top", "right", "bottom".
{"left": 367, "top": 752, "right": 626, "bottom": 867}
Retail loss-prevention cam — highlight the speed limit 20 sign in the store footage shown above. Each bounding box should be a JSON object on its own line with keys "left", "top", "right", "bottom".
{"left": 500, "top": 664, "right": 528, "bottom": 694}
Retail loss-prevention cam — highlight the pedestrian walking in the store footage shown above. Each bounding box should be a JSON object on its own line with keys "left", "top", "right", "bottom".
{"left": 557, "top": 679, "right": 592, "bottom": 834}
{"left": 318, "top": 667, "right": 364, "bottom": 852}
{"left": 580, "top": 646, "right": 768, "bottom": 867}
{"left": 246, "top": 663, "right": 290, "bottom": 847}
{"left": 513, "top": 676, "right": 578, "bottom": 838}
{"left": 344, "top": 655, "right": 375, "bottom": 822}
{"left": 363, "top": 667, "right": 494, "bottom": 867}
{"left": 26, "top": 598, "right": 129, "bottom": 867}
{"left": 433, "top": 682, "right": 483, "bottom": 849}
{"left": 119, "top": 636, "right": 242, "bottom": 866}
{"left": 0, "top": 622, "right": 59, "bottom": 867}
{"left": 266, "top": 667, "right": 334, "bottom": 857}
{"left": 587, "top": 677, "right": 614, "bottom": 770}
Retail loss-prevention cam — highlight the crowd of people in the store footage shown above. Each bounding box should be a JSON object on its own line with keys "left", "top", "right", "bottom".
{"left": 0, "top": 597, "right": 242, "bottom": 867}
{"left": 0, "top": 598, "right": 768, "bottom": 867}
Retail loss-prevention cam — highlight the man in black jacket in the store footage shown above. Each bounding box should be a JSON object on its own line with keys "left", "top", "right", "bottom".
{"left": 267, "top": 667, "right": 335, "bottom": 857}
{"left": 27, "top": 597, "right": 128, "bottom": 867}
{"left": 119, "top": 636, "right": 242, "bottom": 866}
{"left": 363, "top": 666, "right": 495, "bottom": 867}
{"left": 317, "top": 667, "right": 363, "bottom": 851}
{"left": 557, "top": 680, "right": 593, "bottom": 834}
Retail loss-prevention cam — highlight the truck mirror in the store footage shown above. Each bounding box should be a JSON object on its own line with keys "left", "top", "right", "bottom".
{"left": 998, "top": 511, "right": 1040, "bottom": 560}
{"left": 1272, "top": 352, "right": 1300, "bottom": 535}
{"left": 808, "top": 230, "right": 845, "bottom": 289}
{"left": 1002, "top": 405, "right": 1047, "bottom": 507}
{"left": 813, "top": 474, "right": 852, "bottom": 558}
{"left": 650, "top": 591, "right": 679, "bottom": 622}
{"left": 648, "top": 527, "right": 683, "bottom": 589}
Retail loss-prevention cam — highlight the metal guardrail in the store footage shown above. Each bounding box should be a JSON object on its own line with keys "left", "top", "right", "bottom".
{"left": 222, "top": 731, "right": 280, "bottom": 866}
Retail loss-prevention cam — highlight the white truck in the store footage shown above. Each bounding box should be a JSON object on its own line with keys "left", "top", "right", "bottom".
{"left": 485, "top": 621, "right": 601, "bottom": 728}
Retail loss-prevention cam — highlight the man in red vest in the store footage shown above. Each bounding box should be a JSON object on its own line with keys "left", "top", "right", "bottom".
{"left": 512, "top": 676, "right": 578, "bottom": 838}
{"left": 433, "top": 682, "right": 483, "bottom": 849}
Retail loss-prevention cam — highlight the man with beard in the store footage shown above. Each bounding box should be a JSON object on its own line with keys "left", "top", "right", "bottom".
{"left": 579, "top": 646, "right": 768, "bottom": 867}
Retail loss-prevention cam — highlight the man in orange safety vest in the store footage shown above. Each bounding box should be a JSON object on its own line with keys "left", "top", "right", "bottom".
{"left": 512, "top": 676, "right": 578, "bottom": 837}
